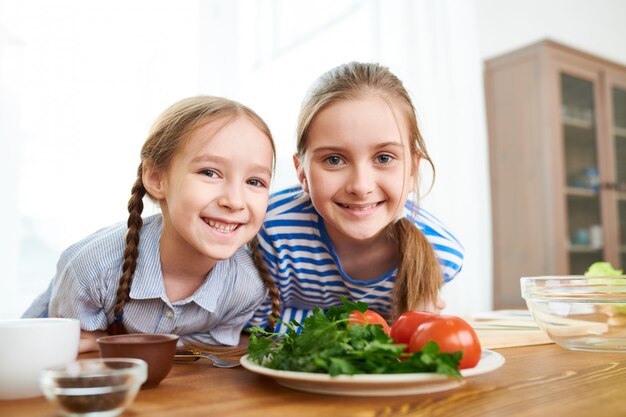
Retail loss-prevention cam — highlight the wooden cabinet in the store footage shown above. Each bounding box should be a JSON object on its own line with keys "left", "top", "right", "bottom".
{"left": 485, "top": 39, "right": 626, "bottom": 309}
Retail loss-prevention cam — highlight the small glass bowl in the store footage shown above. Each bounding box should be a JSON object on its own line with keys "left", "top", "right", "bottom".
{"left": 40, "top": 358, "right": 147, "bottom": 417}
{"left": 521, "top": 275, "right": 626, "bottom": 352}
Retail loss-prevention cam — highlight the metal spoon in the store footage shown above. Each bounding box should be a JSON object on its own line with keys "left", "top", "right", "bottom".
{"left": 174, "top": 349, "right": 240, "bottom": 368}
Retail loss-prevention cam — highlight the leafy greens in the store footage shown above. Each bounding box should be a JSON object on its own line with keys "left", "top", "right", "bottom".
{"left": 248, "top": 298, "right": 461, "bottom": 377}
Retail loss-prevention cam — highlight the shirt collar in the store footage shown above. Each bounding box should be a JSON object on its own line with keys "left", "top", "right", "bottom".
{"left": 128, "top": 214, "right": 228, "bottom": 313}
{"left": 190, "top": 259, "right": 229, "bottom": 312}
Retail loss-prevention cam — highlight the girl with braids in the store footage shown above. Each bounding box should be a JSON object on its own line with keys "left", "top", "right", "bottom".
{"left": 248, "top": 62, "right": 464, "bottom": 332}
{"left": 23, "top": 96, "right": 280, "bottom": 352}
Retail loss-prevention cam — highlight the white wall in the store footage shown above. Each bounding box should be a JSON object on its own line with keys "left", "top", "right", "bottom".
{"left": 2, "top": 0, "right": 625, "bottom": 319}
{"left": 475, "top": 0, "right": 626, "bottom": 65}
{"left": 0, "top": 0, "right": 201, "bottom": 318}
{"left": 2, "top": 0, "right": 494, "bottom": 319}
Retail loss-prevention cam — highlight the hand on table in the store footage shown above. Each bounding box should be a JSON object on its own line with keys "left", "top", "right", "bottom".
{"left": 79, "top": 330, "right": 108, "bottom": 353}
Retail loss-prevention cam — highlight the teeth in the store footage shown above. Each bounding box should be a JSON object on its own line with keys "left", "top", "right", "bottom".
{"left": 340, "top": 203, "right": 379, "bottom": 210}
{"left": 206, "top": 219, "right": 238, "bottom": 232}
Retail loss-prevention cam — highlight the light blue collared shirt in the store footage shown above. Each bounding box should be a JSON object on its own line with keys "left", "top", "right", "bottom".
{"left": 23, "top": 214, "right": 267, "bottom": 346}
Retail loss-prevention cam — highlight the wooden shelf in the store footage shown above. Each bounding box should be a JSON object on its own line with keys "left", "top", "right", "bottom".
{"left": 568, "top": 244, "right": 603, "bottom": 253}
{"left": 614, "top": 126, "right": 626, "bottom": 137}
{"left": 563, "top": 115, "right": 594, "bottom": 129}
{"left": 566, "top": 187, "right": 599, "bottom": 197}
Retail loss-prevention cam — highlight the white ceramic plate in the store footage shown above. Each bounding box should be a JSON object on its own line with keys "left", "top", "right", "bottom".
{"left": 240, "top": 349, "right": 505, "bottom": 396}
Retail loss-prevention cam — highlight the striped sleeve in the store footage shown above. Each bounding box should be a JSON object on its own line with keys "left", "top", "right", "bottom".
{"left": 406, "top": 202, "right": 464, "bottom": 282}
{"left": 46, "top": 250, "right": 112, "bottom": 331}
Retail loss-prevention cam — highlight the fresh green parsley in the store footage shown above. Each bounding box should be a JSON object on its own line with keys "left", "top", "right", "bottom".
{"left": 248, "top": 298, "right": 461, "bottom": 377}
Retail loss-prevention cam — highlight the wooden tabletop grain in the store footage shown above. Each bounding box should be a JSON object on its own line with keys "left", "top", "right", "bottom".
{"left": 2, "top": 344, "right": 626, "bottom": 417}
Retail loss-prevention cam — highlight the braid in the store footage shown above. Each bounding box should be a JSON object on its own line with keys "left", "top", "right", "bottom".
{"left": 104, "top": 96, "right": 276, "bottom": 335}
{"left": 107, "top": 164, "right": 146, "bottom": 335}
{"left": 248, "top": 235, "right": 280, "bottom": 330}
{"left": 391, "top": 218, "right": 442, "bottom": 318}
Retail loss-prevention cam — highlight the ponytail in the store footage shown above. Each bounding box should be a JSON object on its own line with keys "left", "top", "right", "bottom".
{"left": 391, "top": 218, "right": 442, "bottom": 318}
{"left": 247, "top": 236, "right": 281, "bottom": 330}
{"left": 107, "top": 164, "right": 146, "bottom": 335}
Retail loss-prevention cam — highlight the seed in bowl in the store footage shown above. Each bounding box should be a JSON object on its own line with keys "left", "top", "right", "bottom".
{"left": 40, "top": 358, "right": 147, "bottom": 417}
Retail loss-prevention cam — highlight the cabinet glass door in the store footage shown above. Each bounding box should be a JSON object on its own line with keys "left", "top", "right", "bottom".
{"left": 613, "top": 87, "right": 626, "bottom": 269}
{"left": 561, "top": 74, "right": 602, "bottom": 274}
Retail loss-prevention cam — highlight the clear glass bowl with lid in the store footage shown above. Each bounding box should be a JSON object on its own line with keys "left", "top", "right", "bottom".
{"left": 521, "top": 275, "right": 626, "bottom": 352}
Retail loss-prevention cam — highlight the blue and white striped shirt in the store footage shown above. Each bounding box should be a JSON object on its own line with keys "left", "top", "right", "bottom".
{"left": 248, "top": 186, "right": 464, "bottom": 332}
{"left": 23, "top": 214, "right": 267, "bottom": 346}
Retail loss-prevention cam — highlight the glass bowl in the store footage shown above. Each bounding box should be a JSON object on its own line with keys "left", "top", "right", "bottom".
{"left": 40, "top": 358, "right": 147, "bottom": 417}
{"left": 521, "top": 275, "right": 626, "bottom": 352}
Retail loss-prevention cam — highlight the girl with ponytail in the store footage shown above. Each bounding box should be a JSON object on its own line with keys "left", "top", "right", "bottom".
{"left": 24, "top": 96, "right": 280, "bottom": 352}
{"left": 249, "top": 62, "right": 464, "bottom": 332}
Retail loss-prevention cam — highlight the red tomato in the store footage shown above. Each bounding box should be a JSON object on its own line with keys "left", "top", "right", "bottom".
{"left": 408, "top": 315, "right": 482, "bottom": 369}
{"left": 390, "top": 311, "right": 436, "bottom": 345}
{"left": 349, "top": 310, "right": 391, "bottom": 335}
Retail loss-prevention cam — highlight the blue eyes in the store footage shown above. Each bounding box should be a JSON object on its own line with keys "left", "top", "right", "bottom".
{"left": 323, "top": 154, "right": 395, "bottom": 166}
{"left": 326, "top": 155, "right": 343, "bottom": 165}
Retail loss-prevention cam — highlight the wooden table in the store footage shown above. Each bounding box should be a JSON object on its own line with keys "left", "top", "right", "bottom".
{"left": 2, "top": 344, "right": 626, "bottom": 417}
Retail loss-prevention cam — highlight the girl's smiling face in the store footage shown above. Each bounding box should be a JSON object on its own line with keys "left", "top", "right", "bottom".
{"left": 146, "top": 115, "right": 273, "bottom": 265}
{"left": 296, "top": 95, "right": 417, "bottom": 247}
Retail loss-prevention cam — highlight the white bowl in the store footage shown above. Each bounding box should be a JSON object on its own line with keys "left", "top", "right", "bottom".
{"left": 0, "top": 318, "right": 80, "bottom": 399}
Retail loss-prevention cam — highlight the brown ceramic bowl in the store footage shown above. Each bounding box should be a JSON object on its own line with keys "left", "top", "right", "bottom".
{"left": 97, "top": 333, "right": 179, "bottom": 388}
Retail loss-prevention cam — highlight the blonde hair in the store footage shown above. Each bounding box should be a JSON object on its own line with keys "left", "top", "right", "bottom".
{"left": 107, "top": 96, "right": 280, "bottom": 335}
{"left": 296, "top": 62, "right": 442, "bottom": 317}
